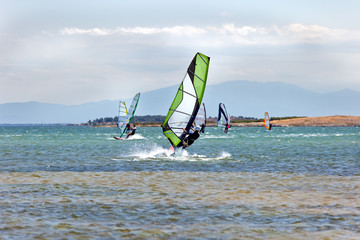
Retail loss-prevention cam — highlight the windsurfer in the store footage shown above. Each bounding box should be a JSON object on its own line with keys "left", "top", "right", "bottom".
{"left": 224, "top": 124, "right": 230, "bottom": 133}
{"left": 200, "top": 123, "right": 205, "bottom": 133}
{"left": 126, "top": 123, "right": 136, "bottom": 139}
{"left": 181, "top": 126, "right": 200, "bottom": 148}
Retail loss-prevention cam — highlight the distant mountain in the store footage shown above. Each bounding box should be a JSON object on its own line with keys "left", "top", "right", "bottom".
{"left": 1, "top": 80, "right": 360, "bottom": 124}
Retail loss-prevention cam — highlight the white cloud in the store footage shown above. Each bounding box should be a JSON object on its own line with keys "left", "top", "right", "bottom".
{"left": 2, "top": 23, "right": 360, "bottom": 105}
{"left": 60, "top": 25, "right": 206, "bottom": 37}
{"left": 59, "top": 23, "right": 360, "bottom": 46}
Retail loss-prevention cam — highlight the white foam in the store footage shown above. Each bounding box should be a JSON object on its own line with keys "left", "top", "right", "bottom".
{"left": 110, "top": 134, "right": 146, "bottom": 140}
{"left": 123, "top": 145, "right": 233, "bottom": 162}
{"left": 126, "top": 134, "right": 145, "bottom": 140}
{"left": 128, "top": 145, "right": 172, "bottom": 159}
{"left": 201, "top": 134, "right": 234, "bottom": 139}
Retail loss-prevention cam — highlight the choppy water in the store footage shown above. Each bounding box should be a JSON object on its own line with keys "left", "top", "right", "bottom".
{"left": 1, "top": 126, "right": 359, "bottom": 239}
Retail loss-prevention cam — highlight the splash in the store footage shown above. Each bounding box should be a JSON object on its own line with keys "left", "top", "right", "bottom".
{"left": 122, "top": 145, "right": 233, "bottom": 162}
{"left": 128, "top": 145, "right": 173, "bottom": 160}
{"left": 217, "top": 151, "right": 232, "bottom": 159}
{"left": 109, "top": 134, "right": 146, "bottom": 140}
{"left": 126, "top": 134, "right": 146, "bottom": 140}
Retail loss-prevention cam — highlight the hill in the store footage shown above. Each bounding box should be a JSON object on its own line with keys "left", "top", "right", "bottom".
{"left": 1, "top": 80, "right": 360, "bottom": 124}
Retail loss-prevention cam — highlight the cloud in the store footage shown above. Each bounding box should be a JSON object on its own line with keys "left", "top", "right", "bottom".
{"left": 60, "top": 26, "right": 206, "bottom": 36}
{"left": 59, "top": 23, "right": 360, "bottom": 46}
{"left": 2, "top": 22, "right": 360, "bottom": 105}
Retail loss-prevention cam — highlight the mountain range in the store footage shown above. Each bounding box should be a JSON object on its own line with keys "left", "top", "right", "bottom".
{"left": 1, "top": 80, "right": 360, "bottom": 124}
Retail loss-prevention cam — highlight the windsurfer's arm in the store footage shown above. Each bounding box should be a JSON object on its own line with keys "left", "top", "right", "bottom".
{"left": 182, "top": 128, "right": 189, "bottom": 134}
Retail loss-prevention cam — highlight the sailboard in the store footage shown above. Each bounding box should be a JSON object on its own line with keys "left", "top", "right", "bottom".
{"left": 114, "top": 92, "right": 141, "bottom": 140}
{"left": 195, "top": 103, "right": 206, "bottom": 133}
{"left": 264, "top": 112, "right": 272, "bottom": 130}
{"left": 162, "top": 52, "right": 210, "bottom": 148}
{"left": 217, "top": 103, "right": 230, "bottom": 133}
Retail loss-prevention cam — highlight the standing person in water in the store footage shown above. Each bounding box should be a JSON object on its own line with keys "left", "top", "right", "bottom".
{"left": 126, "top": 123, "right": 137, "bottom": 139}
{"left": 181, "top": 126, "right": 200, "bottom": 149}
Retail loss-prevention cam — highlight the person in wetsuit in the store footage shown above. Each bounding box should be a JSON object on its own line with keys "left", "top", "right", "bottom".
{"left": 200, "top": 123, "right": 205, "bottom": 133}
{"left": 181, "top": 126, "right": 200, "bottom": 149}
{"left": 126, "top": 123, "right": 136, "bottom": 139}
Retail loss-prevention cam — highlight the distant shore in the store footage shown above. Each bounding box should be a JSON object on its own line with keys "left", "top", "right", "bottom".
{"left": 240, "top": 115, "right": 360, "bottom": 127}
{"left": 90, "top": 115, "right": 360, "bottom": 127}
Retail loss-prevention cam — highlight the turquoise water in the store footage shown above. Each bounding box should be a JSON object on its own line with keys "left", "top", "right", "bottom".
{"left": 1, "top": 126, "right": 359, "bottom": 239}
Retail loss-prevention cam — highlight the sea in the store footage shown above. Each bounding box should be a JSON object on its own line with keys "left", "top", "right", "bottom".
{"left": 0, "top": 125, "right": 359, "bottom": 239}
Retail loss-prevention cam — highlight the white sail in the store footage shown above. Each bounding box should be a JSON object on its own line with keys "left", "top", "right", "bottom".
{"left": 264, "top": 112, "right": 271, "bottom": 130}
{"left": 195, "top": 103, "right": 206, "bottom": 133}
{"left": 217, "top": 103, "right": 230, "bottom": 132}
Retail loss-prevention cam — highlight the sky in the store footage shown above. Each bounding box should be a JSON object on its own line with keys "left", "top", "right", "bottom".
{"left": 1, "top": 0, "right": 360, "bottom": 105}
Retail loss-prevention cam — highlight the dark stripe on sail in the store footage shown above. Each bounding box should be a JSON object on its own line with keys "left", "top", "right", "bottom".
{"left": 169, "top": 108, "right": 193, "bottom": 117}
{"left": 179, "top": 87, "right": 198, "bottom": 99}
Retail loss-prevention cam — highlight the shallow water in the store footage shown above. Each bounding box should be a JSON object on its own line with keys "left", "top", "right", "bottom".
{"left": 1, "top": 126, "right": 359, "bottom": 239}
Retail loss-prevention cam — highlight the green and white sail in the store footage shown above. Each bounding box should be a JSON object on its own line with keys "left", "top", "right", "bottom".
{"left": 162, "top": 52, "right": 210, "bottom": 147}
{"left": 117, "top": 92, "right": 141, "bottom": 138}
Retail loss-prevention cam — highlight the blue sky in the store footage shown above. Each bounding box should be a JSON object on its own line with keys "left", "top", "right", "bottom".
{"left": 1, "top": 0, "right": 360, "bottom": 105}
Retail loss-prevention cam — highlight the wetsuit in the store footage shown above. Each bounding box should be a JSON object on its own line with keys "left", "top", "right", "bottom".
{"left": 126, "top": 127, "right": 136, "bottom": 139}
{"left": 182, "top": 130, "right": 200, "bottom": 148}
{"left": 200, "top": 124, "right": 205, "bottom": 133}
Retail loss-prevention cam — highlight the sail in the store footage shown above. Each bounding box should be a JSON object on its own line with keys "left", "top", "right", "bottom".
{"left": 195, "top": 103, "right": 206, "bottom": 133}
{"left": 116, "top": 101, "right": 128, "bottom": 138}
{"left": 127, "top": 92, "right": 141, "bottom": 124}
{"left": 162, "top": 52, "right": 210, "bottom": 147}
{"left": 217, "top": 103, "right": 230, "bottom": 132}
{"left": 116, "top": 92, "right": 141, "bottom": 138}
{"left": 264, "top": 112, "right": 271, "bottom": 130}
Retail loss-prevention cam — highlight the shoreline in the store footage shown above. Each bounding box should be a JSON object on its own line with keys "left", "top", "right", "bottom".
{"left": 90, "top": 115, "right": 360, "bottom": 127}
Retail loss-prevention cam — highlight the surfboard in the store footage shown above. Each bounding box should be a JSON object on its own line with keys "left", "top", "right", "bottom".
{"left": 113, "top": 136, "right": 124, "bottom": 140}
{"left": 168, "top": 145, "right": 175, "bottom": 155}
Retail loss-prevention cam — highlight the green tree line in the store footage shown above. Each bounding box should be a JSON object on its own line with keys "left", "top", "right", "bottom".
{"left": 86, "top": 115, "right": 303, "bottom": 126}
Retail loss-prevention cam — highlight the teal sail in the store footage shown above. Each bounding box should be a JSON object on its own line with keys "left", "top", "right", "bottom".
{"left": 116, "top": 92, "right": 140, "bottom": 138}
{"left": 162, "top": 53, "right": 210, "bottom": 147}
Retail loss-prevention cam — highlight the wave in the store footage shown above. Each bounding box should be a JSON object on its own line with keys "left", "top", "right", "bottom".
{"left": 200, "top": 134, "right": 235, "bottom": 139}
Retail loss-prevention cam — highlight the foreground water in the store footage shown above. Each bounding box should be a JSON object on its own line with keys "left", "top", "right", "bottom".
{"left": 0, "top": 126, "right": 359, "bottom": 239}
